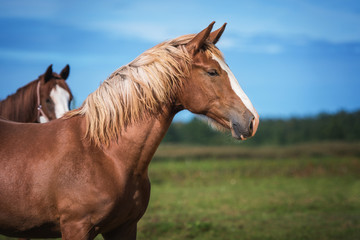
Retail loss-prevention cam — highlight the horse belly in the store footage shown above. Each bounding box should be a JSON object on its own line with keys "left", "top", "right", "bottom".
{"left": 0, "top": 148, "right": 59, "bottom": 237}
{"left": 0, "top": 189, "right": 60, "bottom": 238}
{"left": 0, "top": 223, "right": 61, "bottom": 239}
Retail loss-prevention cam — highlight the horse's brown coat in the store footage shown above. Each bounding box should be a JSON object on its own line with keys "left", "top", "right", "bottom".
{"left": 0, "top": 22, "right": 258, "bottom": 240}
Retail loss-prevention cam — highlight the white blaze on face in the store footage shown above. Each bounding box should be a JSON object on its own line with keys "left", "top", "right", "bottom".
{"left": 50, "top": 85, "right": 70, "bottom": 118}
{"left": 211, "top": 54, "right": 259, "bottom": 133}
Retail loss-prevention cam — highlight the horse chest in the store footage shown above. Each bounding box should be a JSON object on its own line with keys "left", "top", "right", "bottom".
{"left": 99, "top": 177, "right": 151, "bottom": 233}
{"left": 119, "top": 176, "right": 150, "bottom": 217}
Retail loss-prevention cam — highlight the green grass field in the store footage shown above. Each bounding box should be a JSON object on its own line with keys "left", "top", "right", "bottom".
{"left": 1, "top": 143, "right": 359, "bottom": 240}
{"left": 138, "top": 154, "right": 360, "bottom": 240}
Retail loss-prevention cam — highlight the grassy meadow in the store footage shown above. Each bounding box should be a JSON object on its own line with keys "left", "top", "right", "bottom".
{"left": 1, "top": 143, "right": 359, "bottom": 240}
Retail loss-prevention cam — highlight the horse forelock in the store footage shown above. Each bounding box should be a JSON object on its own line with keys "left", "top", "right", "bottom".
{"left": 66, "top": 35, "right": 223, "bottom": 147}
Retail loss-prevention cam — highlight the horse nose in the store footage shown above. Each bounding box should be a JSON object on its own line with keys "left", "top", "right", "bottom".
{"left": 231, "top": 112, "right": 259, "bottom": 140}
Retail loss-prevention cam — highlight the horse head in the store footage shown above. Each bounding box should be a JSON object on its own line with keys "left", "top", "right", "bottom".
{"left": 38, "top": 64, "right": 73, "bottom": 122}
{"left": 177, "top": 22, "right": 259, "bottom": 140}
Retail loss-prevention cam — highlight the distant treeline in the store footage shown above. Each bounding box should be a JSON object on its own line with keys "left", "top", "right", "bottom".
{"left": 162, "top": 110, "right": 360, "bottom": 146}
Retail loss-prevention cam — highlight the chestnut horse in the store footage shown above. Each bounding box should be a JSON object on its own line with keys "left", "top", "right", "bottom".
{"left": 0, "top": 22, "right": 259, "bottom": 240}
{"left": 0, "top": 64, "right": 73, "bottom": 123}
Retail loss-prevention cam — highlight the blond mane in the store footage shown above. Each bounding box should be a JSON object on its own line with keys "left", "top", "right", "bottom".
{"left": 66, "top": 34, "right": 223, "bottom": 147}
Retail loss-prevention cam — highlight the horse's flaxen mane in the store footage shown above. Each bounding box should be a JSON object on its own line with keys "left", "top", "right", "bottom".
{"left": 0, "top": 79, "right": 38, "bottom": 122}
{"left": 66, "top": 34, "right": 224, "bottom": 147}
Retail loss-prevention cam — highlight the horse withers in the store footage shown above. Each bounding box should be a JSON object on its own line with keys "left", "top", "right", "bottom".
{"left": 0, "top": 64, "right": 73, "bottom": 123}
{"left": 0, "top": 22, "right": 259, "bottom": 240}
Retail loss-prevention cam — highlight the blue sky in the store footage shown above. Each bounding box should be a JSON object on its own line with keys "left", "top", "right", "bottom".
{"left": 0, "top": 0, "right": 359, "bottom": 121}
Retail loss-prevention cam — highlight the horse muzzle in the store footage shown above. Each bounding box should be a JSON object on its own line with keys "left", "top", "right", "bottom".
{"left": 230, "top": 115, "right": 259, "bottom": 140}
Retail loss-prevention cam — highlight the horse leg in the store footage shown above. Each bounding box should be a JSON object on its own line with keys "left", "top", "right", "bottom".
{"left": 102, "top": 224, "right": 137, "bottom": 240}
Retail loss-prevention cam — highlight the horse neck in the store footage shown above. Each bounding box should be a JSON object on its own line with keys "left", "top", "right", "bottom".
{"left": 0, "top": 80, "right": 38, "bottom": 122}
{"left": 104, "top": 106, "right": 176, "bottom": 177}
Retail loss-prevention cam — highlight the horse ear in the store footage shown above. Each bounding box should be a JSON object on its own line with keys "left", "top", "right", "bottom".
{"left": 44, "top": 64, "right": 53, "bottom": 83}
{"left": 60, "top": 64, "right": 70, "bottom": 80}
{"left": 208, "top": 23, "right": 227, "bottom": 44}
{"left": 186, "top": 21, "right": 215, "bottom": 55}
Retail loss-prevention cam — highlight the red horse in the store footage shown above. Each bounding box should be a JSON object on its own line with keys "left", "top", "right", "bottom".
{"left": 0, "top": 22, "right": 259, "bottom": 240}
{"left": 0, "top": 65, "right": 72, "bottom": 123}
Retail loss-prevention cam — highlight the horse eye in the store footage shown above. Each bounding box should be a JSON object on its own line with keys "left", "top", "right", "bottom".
{"left": 207, "top": 70, "right": 219, "bottom": 77}
{"left": 46, "top": 98, "right": 51, "bottom": 103}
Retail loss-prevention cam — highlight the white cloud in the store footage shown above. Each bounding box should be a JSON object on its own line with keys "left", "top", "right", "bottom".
{"left": 0, "top": 48, "right": 113, "bottom": 64}
{"left": 227, "top": 0, "right": 360, "bottom": 44}
{"left": 217, "top": 37, "right": 236, "bottom": 49}
{"left": 0, "top": 0, "right": 59, "bottom": 19}
{"left": 2, "top": 0, "right": 360, "bottom": 54}
{"left": 88, "top": 21, "right": 176, "bottom": 43}
{"left": 76, "top": 0, "right": 360, "bottom": 55}
{"left": 218, "top": 36, "right": 284, "bottom": 54}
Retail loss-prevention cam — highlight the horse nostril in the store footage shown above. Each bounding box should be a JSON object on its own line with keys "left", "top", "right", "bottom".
{"left": 249, "top": 117, "right": 255, "bottom": 135}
